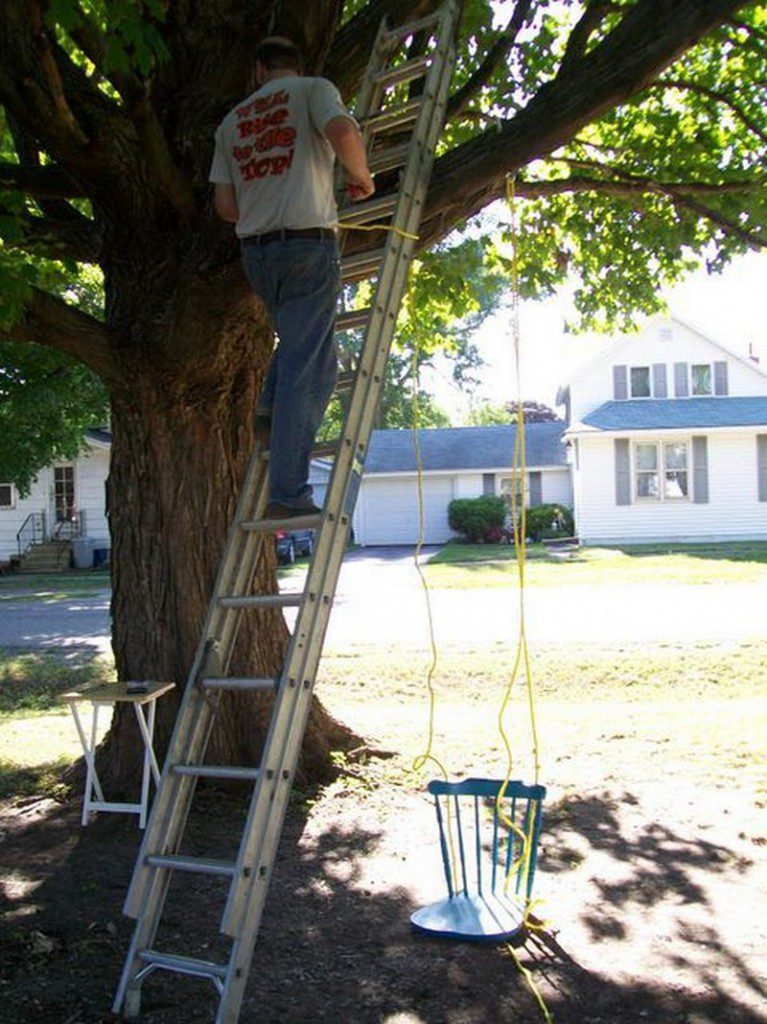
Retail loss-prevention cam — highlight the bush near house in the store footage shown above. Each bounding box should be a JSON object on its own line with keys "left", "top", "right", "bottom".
{"left": 448, "top": 496, "right": 506, "bottom": 542}
{"left": 524, "top": 503, "right": 575, "bottom": 541}
{"left": 448, "top": 497, "right": 574, "bottom": 544}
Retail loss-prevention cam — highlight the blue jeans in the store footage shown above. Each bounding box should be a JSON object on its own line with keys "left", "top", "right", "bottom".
{"left": 241, "top": 237, "right": 340, "bottom": 508}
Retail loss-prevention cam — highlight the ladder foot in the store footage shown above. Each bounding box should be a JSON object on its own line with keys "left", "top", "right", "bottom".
{"left": 123, "top": 982, "right": 142, "bottom": 1019}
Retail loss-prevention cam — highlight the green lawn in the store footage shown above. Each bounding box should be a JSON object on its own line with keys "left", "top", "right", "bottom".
{"left": 0, "top": 570, "right": 110, "bottom": 601}
{"left": 425, "top": 541, "right": 767, "bottom": 587}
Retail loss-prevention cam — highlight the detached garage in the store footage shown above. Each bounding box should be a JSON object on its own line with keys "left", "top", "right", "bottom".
{"left": 352, "top": 424, "right": 571, "bottom": 546}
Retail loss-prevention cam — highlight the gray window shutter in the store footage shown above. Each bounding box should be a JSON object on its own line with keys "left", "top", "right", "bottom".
{"left": 714, "top": 360, "right": 729, "bottom": 396}
{"left": 482, "top": 473, "right": 495, "bottom": 496}
{"left": 692, "top": 436, "right": 709, "bottom": 504}
{"left": 758, "top": 435, "right": 767, "bottom": 502}
{"left": 613, "top": 365, "right": 628, "bottom": 400}
{"left": 652, "top": 363, "right": 667, "bottom": 398}
{"left": 615, "top": 439, "right": 631, "bottom": 505}
{"left": 529, "top": 471, "right": 542, "bottom": 506}
{"left": 674, "top": 362, "right": 689, "bottom": 397}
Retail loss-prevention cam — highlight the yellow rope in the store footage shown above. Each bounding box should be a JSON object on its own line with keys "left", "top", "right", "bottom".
{"left": 496, "top": 173, "right": 553, "bottom": 1024}
{"left": 334, "top": 221, "right": 420, "bottom": 240}
{"left": 406, "top": 266, "right": 460, "bottom": 893}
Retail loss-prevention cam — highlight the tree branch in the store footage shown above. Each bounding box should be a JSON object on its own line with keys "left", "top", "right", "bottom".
{"left": 418, "top": 0, "right": 747, "bottom": 248}
{"left": 654, "top": 187, "right": 767, "bottom": 250}
{"left": 1, "top": 289, "right": 118, "bottom": 382}
{"left": 0, "top": 162, "right": 86, "bottom": 199}
{"left": 559, "top": 2, "right": 621, "bottom": 74}
{"left": 447, "top": 0, "right": 534, "bottom": 120}
{"left": 10, "top": 210, "right": 102, "bottom": 263}
{"left": 648, "top": 78, "right": 767, "bottom": 147}
{"left": 513, "top": 173, "right": 764, "bottom": 199}
{"left": 60, "top": 3, "right": 196, "bottom": 219}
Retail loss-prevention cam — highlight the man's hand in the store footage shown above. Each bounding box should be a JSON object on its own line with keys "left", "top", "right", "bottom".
{"left": 326, "top": 116, "right": 375, "bottom": 204}
{"left": 346, "top": 171, "right": 375, "bottom": 201}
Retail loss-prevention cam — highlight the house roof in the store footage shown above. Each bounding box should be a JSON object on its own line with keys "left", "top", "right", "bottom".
{"left": 573, "top": 396, "right": 767, "bottom": 433}
{"left": 364, "top": 423, "right": 568, "bottom": 473}
{"left": 85, "top": 427, "right": 112, "bottom": 449}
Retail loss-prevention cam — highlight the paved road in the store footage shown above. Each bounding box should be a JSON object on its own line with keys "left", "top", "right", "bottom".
{"left": 0, "top": 547, "right": 764, "bottom": 655}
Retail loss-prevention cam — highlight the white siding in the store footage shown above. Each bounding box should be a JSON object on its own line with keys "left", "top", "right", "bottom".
{"left": 453, "top": 473, "right": 483, "bottom": 499}
{"left": 570, "top": 318, "right": 767, "bottom": 423}
{"left": 354, "top": 474, "right": 455, "bottom": 545}
{"left": 0, "top": 471, "right": 50, "bottom": 562}
{"left": 541, "top": 467, "right": 572, "bottom": 507}
{"left": 576, "top": 432, "right": 767, "bottom": 544}
{"left": 77, "top": 448, "right": 110, "bottom": 545}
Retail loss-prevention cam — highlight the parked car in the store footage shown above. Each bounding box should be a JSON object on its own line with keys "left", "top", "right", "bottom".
{"left": 275, "top": 529, "right": 314, "bottom": 565}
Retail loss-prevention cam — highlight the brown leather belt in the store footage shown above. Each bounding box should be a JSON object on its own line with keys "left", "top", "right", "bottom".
{"left": 243, "top": 227, "right": 334, "bottom": 245}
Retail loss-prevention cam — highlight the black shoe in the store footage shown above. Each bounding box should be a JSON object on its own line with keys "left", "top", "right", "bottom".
{"left": 265, "top": 501, "right": 322, "bottom": 520}
{"left": 253, "top": 414, "right": 271, "bottom": 447}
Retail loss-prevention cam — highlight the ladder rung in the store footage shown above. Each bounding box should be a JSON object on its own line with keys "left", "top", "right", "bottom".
{"left": 336, "top": 306, "right": 371, "bottom": 331}
{"left": 172, "top": 764, "right": 260, "bottom": 781}
{"left": 385, "top": 12, "right": 440, "bottom": 41}
{"left": 362, "top": 99, "right": 422, "bottom": 132}
{"left": 341, "top": 248, "right": 387, "bottom": 283}
{"left": 369, "top": 143, "right": 410, "bottom": 173}
{"left": 201, "top": 676, "right": 278, "bottom": 692}
{"left": 146, "top": 854, "right": 237, "bottom": 878}
{"left": 218, "top": 594, "right": 303, "bottom": 610}
{"left": 240, "top": 512, "right": 321, "bottom": 533}
{"left": 311, "top": 440, "right": 341, "bottom": 460}
{"left": 337, "top": 193, "right": 397, "bottom": 226}
{"left": 374, "top": 54, "right": 431, "bottom": 88}
{"left": 138, "top": 949, "right": 228, "bottom": 982}
{"left": 336, "top": 370, "right": 355, "bottom": 392}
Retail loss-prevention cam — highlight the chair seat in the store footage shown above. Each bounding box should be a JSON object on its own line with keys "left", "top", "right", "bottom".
{"left": 410, "top": 892, "right": 527, "bottom": 943}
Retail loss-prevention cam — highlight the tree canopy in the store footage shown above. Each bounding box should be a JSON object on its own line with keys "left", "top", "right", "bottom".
{"left": 0, "top": 0, "right": 764, "bottom": 482}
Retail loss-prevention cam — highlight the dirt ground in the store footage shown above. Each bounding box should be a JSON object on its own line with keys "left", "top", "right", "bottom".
{"left": 1, "top": 755, "right": 765, "bottom": 1024}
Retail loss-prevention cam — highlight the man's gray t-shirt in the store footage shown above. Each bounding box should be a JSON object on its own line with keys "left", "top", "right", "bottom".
{"left": 209, "top": 76, "right": 355, "bottom": 238}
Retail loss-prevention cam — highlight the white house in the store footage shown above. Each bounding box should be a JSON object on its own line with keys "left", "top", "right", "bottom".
{"left": 351, "top": 423, "right": 572, "bottom": 546}
{"left": 562, "top": 317, "right": 767, "bottom": 544}
{"left": 0, "top": 429, "right": 111, "bottom": 565}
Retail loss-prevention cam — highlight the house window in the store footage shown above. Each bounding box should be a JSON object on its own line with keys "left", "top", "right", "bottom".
{"left": 0, "top": 483, "right": 15, "bottom": 508}
{"left": 499, "top": 474, "right": 525, "bottom": 510}
{"left": 634, "top": 442, "right": 689, "bottom": 501}
{"left": 691, "top": 364, "right": 712, "bottom": 396}
{"left": 630, "top": 366, "right": 651, "bottom": 398}
{"left": 54, "top": 465, "right": 75, "bottom": 522}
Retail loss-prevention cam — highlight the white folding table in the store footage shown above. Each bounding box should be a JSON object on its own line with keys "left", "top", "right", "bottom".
{"left": 60, "top": 681, "right": 176, "bottom": 828}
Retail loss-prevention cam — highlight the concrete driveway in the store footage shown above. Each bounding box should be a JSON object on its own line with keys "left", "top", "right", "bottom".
{"left": 0, "top": 546, "right": 764, "bottom": 655}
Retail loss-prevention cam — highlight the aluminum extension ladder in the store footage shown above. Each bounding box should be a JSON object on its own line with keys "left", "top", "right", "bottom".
{"left": 114, "top": 4, "right": 458, "bottom": 1021}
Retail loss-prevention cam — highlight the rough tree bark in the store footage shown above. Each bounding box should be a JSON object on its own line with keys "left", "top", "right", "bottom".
{"left": 0, "top": 0, "right": 755, "bottom": 794}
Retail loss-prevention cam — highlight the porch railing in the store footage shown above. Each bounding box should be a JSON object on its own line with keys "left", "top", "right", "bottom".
{"left": 52, "top": 509, "right": 86, "bottom": 541}
{"left": 16, "top": 512, "right": 47, "bottom": 557}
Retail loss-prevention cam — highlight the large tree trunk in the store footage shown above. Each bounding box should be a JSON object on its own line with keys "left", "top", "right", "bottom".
{"left": 94, "top": 263, "right": 358, "bottom": 795}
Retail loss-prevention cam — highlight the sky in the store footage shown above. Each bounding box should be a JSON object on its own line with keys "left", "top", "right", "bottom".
{"left": 428, "top": 250, "right": 767, "bottom": 421}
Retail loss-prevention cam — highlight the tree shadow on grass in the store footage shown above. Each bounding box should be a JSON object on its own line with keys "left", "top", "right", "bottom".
{"left": 0, "top": 787, "right": 764, "bottom": 1024}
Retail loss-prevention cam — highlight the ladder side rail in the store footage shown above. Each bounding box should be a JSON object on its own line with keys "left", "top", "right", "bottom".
{"left": 122, "top": 450, "right": 269, "bottom": 918}
{"left": 216, "top": 19, "right": 458, "bottom": 1019}
{"left": 218, "top": 0, "right": 457, "bottom": 946}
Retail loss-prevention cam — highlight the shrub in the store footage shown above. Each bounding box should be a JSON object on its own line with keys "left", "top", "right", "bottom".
{"left": 448, "top": 496, "right": 506, "bottom": 543}
{"left": 523, "top": 504, "right": 574, "bottom": 542}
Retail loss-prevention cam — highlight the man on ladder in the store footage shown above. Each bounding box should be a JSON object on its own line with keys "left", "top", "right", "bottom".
{"left": 209, "top": 36, "right": 375, "bottom": 520}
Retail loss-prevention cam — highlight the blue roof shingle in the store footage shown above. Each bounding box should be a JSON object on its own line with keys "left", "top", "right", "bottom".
{"left": 363, "top": 423, "right": 567, "bottom": 473}
{"left": 580, "top": 397, "right": 767, "bottom": 432}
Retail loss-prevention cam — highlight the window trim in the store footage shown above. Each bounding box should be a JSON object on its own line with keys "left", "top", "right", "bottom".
{"left": 632, "top": 439, "right": 691, "bottom": 503}
{"left": 0, "top": 483, "right": 16, "bottom": 509}
{"left": 690, "top": 362, "right": 713, "bottom": 397}
{"left": 629, "top": 364, "right": 652, "bottom": 399}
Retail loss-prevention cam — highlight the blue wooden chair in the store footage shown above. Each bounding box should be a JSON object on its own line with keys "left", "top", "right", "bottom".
{"left": 411, "top": 777, "right": 546, "bottom": 942}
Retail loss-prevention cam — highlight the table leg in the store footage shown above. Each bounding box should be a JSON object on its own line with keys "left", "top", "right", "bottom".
{"left": 70, "top": 702, "right": 106, "bottom": 826}
{"left": 133, "top": 700, "right": 160, "bottom": 829}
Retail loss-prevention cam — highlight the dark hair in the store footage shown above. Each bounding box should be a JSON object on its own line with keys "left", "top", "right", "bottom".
{"left": 255, "top": 36, "right": 303, "bottom": 73}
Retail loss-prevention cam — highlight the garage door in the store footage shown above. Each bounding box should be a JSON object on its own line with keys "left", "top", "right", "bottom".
{"left": 357, "top": 476, "right": 454, "bottom": 545}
